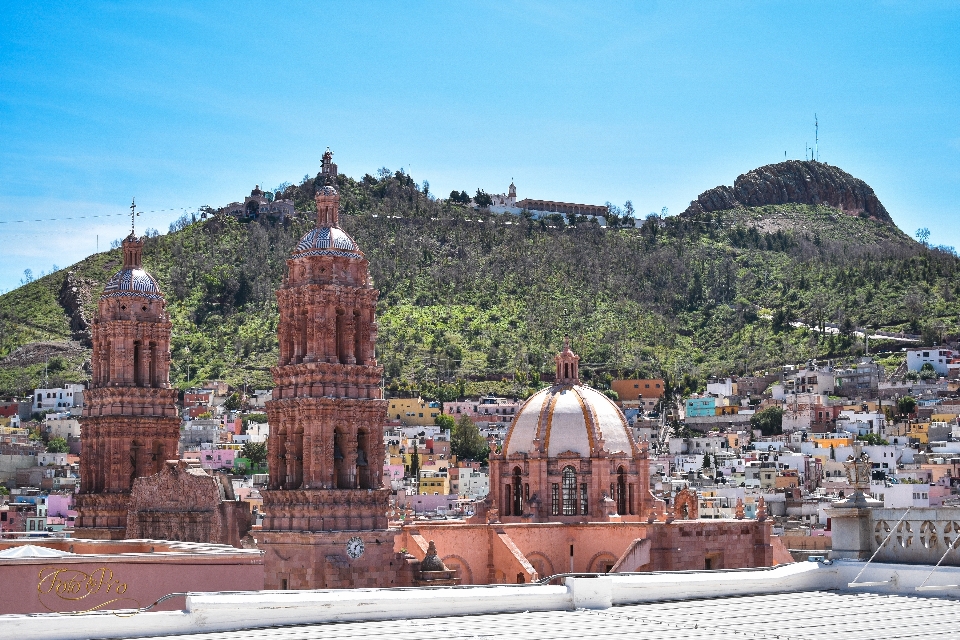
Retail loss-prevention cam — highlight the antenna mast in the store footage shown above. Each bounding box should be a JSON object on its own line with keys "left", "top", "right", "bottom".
{"left": 815, "top": 114, "right": 819, "bottom": 162}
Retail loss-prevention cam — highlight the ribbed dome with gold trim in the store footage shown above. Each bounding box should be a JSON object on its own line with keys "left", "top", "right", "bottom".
{"left": 503, "top": 339, "right": 635, "bottom": 458}
{"left": 503, "top": 384, "right": 633, "bottom": 457}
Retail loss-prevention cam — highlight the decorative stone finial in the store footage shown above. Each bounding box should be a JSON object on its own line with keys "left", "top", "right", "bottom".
{"left": 420, "top": 540, "right": 447, "bottom": 572}
{"left": 757, "top": 496, "right": 767, "bottom": 521}
{"left": 735, "top": 497, "right": 745, "bottom": 520}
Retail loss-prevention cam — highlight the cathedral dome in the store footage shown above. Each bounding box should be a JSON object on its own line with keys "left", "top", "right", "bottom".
{"left": 292, "top": 226, "right": 361, "bottom": 258}
{"left": 503, "top": 384, "right": 634, "bottom": 458}
{"left": 101, "top": 235, "right": 164, "bottom": 300}
{"left": 102, "top": 268, "right": 163, "bottom": 300}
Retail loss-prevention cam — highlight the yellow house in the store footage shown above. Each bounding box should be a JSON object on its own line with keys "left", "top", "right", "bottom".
{"left": 909, "top": 422, "right": 932, "bottom": 444}
{"left": 418, "top": 471, "right": 450, "bottom": 495}
{"left": 811, "top": 434, "right": 854, "bottom": 449}
{"left": 387, "top": 397, "right": 441, "bottom": 426}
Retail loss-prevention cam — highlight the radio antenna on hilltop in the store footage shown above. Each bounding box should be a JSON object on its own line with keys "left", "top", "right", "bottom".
{"left": 815, "top": 114, "right": 819, "bottom": 162}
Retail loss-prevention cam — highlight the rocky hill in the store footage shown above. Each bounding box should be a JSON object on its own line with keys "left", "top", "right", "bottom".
{"left": 683, "top": 161, "right": 892, "bottom": 223}
{"left": 0, "top": 163, "right": 957, "bottom": 402}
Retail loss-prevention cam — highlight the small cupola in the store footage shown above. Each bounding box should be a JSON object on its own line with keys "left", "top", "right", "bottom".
{"left": 554, "top": 338, "right": 580, "bottom": 385}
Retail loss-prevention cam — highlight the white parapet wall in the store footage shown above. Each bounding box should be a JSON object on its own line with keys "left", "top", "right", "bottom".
{"left": 10, "top": 561, "right": 960, "bottom": 640}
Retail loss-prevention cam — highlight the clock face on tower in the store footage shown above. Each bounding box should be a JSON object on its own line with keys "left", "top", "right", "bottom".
{"left": 346, "top": 536, "right": 364, "bottom": 559}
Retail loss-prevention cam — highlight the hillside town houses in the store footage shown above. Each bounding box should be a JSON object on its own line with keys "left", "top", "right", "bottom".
{"left": 3, "top": 345, "right": 960, "bottom": 560}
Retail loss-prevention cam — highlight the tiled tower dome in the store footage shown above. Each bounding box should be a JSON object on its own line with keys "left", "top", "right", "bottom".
{"left": 101, "top": 237, "right": 164, "bottom": 299}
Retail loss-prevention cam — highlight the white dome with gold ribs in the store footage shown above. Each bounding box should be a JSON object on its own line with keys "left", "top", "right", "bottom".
{"left": 503, "top": 384, "right": 634, "bottom": 457}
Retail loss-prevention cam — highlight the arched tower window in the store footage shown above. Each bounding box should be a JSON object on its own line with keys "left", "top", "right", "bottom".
{"left": 353, "top": 310, "right": 364, "bottom": 365}
{"left": 335, "top": 310, "right": 346, "bottom": 364}
{"left": 333, "top": 429, "right": 347, "bottom": 489}
{"left": 617, "top": 466, "right": 627, "bottom": 516}
{"left": 356, "top": 430, "right": 370, "bottom": 489}
{"left": 148, "top": 341, "right": 158, "bottom": 387}
{"left": 561, "top": 466, "right": 577, "bottom": 515}
{"left": 512, "top": 466, "right": 523, "bottom": 516}
{"left": 133, "top": 340, "right": 143, "bottom": 386}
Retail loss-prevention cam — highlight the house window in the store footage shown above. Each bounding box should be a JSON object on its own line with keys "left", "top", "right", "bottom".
{"left": 562, "top": 467, "right": 577, "bottom": 515}
{"left": 551, "top": 483, "right": 559, "bottom": 515}
{"left": 581, "top": 483, "right": 588, "bottom": 515}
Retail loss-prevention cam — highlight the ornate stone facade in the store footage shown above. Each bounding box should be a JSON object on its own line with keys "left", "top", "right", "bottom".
{"left": 261, "top": 162, "right": 399, "bottom": 589}
{"left": 127, "top": 461, "right": 252, "bottom": 547}
{"left": 75, "top": 234, "right": 180, "bottom": 539}
{"left": 487, "top": 341, "right": 651, "bottom": 523}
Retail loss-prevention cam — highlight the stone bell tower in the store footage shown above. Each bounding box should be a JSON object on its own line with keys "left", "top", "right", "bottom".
{"left": 75, "top": 230, "right": 180, "bottom": 539}
{"left": 261, "top": 162, "right": 405, "bottom": 589}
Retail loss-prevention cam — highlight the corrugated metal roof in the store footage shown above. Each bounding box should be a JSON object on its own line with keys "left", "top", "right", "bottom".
{"left": 125, "top": 591, "right": 960, "bottom": 640}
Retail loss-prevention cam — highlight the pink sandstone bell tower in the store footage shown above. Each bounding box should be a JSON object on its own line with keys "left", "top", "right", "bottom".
{"left": 75, "top": 231, "right": 180, "bottom": 539}
{"left": 260, "top": 158, "right": 404, "bottom": 589}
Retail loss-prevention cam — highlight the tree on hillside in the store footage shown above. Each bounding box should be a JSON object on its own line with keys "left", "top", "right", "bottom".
{"left": 47, "top": 437, "right": 69, "bottom": 453}
{"left": 240, "top": 441, "right": 267, "bottom": 467}
{"left": 448, "top": 190, "right": 471, "bottom": 204}
{"left": 225, "top": 392, "right": 242, "bottom": 410}
{"left": 702, "top": 452, "right": 712, "bottom": 469}
{"left": 474, "top": 189, "right": 493, "bottom": 208}
{"left": 897, "top": 396, "right": 917, "bottom": 418}
{"left": 750, "top": 406, "right": 783, "bottom": 436}
{"left": 452, "top": 414, "right": 488, "bottom": 462}
{"left": 434, "top": 413, "right": 455, "bottom": 431}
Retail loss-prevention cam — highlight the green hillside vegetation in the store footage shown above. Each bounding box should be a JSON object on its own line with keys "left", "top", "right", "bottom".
{"left": 1, "top": 167, "right": 959, "bottom": 401}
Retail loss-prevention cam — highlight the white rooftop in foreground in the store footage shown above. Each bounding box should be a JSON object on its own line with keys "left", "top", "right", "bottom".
{"left": 10, "top": 561, "right": 960, "bottom": 640}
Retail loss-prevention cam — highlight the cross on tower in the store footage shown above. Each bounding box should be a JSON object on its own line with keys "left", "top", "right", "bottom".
{"left": 130, "top": 198, "right": 139, "bottom": 236}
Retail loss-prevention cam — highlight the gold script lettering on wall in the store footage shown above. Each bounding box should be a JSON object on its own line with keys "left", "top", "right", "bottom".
{"left": 37, "top": 566, "right": 141, "bottom": 613}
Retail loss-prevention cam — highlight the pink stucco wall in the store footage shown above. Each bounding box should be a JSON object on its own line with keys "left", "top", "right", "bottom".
{"left": 0, "top": 541, "right": 263, "bottom": 615}
{"left": 398, "top": 519, "right": 773, "bottom": 585}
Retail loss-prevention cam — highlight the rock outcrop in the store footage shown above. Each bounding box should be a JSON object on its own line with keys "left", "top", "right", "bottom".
{"left": 58, "top": 270, "right": 94, "bottom": 347}
{"left": 683, "top": 161, "right": 891, "bottom": 222}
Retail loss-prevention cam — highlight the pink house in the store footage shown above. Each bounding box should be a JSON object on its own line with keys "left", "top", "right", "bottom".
{"left": 383, "top": 464, "right": 404, "bottom": 489}
{"left": 199, "top": 448, "right": 237, "bottom": 470}
{"left": 46, "top": 494, "right": 75, "bottom": 520}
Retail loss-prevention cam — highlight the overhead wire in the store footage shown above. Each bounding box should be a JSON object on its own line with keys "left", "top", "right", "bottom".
{"left": 0, "top": 207, "right": 195, "bottom": 225}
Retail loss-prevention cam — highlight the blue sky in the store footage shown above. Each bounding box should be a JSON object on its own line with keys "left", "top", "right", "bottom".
{"left": 1, "top": 1, "right": 959, "bottom": 292}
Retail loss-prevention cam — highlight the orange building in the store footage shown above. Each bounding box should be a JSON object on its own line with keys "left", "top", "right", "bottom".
{"left": 611, "top": 378, "right": 665, "bottom": 412}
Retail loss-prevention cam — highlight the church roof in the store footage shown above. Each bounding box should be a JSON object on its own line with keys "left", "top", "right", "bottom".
{"left": 292, "top": 226, "right": 361, "bottom": 259}
{"left": 504, "top": 384, "right": 634, "bottom": 457}
{"left": 102, "top": 267, "right": 164, "bottom": 300}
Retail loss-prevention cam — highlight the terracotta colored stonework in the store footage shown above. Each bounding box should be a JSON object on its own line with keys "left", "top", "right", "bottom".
{"left": 75, "top": 235, "right": 180, "bottom": 539}
{"left": 127, "top": 461, "right": 252, "bottom": 547}
{"left": 398, "top": 519, "right": 773, "bottom": 584}
{"left": 261, "top": 167, "right": 403, "bottom": 589}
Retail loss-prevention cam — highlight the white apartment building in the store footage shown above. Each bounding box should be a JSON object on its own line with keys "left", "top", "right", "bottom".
{"left": 907, "top": 347, "right": 958, "bottom": 376}
{"left": 32, "top": 384, "right": 85, "bottom": 412}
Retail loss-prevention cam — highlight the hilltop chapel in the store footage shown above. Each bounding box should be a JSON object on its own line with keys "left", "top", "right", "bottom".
{"left": 73, "top": 150, "right": 774, "bottom": 588}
